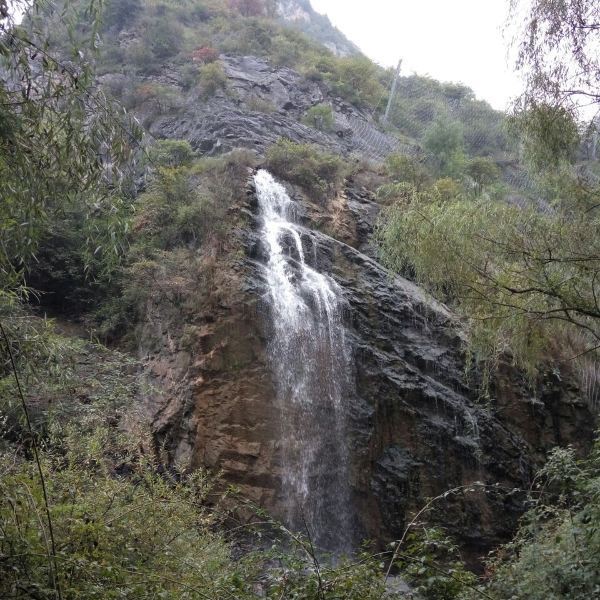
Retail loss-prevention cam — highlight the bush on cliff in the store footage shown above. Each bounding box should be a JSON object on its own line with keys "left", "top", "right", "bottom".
{"left": 304, "top": 103, "right": 335, "bottom": 131}
{"left": 265, "top": 139, "right": 347, "bottom": 199}
{"left": 198, "top": 61, "right": 228, "bottom": 98}
{"left": 92, "top": 147, "right": 257, "bottom": 341}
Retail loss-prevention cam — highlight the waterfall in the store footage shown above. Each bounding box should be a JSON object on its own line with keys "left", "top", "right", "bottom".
{"left": 254, "top": 169, "right": 354, "bottom": 553}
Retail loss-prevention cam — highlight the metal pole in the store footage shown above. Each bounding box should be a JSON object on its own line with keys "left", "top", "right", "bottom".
{"left": 383, "top": 58, "right": 402, "bottom": 124}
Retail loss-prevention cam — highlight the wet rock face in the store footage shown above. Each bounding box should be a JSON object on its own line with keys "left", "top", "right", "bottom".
{"left": 143, "top": 175, "right": 595, "bottom": 564}
{"left": 246, "top": 178, "right": 594, "bottom": 559}
{"left": 294, "top": 183, "right": 594, "bottom": 559}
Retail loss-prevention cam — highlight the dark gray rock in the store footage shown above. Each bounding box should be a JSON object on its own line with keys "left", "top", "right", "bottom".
{"left": 144, "top": 55, "right": 409, "bottom": 161}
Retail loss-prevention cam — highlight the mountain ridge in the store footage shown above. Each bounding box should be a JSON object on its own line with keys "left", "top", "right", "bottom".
{"left": 275, "top": 0, "right": 361, "bottom": 56}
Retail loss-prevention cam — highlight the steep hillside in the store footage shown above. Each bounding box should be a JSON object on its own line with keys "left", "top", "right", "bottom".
{"left": 74, "top": 0, "right": 510, "bottom": 166}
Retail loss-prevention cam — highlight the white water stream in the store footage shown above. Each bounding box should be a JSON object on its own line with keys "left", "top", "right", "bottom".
{"left": 254, "top": 169, "right": 354, "bottom": 552}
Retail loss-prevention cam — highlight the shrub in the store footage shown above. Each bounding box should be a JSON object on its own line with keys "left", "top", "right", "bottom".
{"left": 465, "top": 157, "right": 501, "bottom": 193}
{"left": 270, "top": 34, "right": 302, "bottom": 67}
{"left": 192, "top": 45, "right": 219, "bottom": 64}
{"left": 246, "top": 94, "right": 276, "bottom": 113}
{"left": 265, "top": 139, "right": 347, "bottom": 198}
{"left": 180, "top": 63, "right": 201, "bottom": 90}
{"left": 0, "top": 427, "right": 260, "bottom": 599}
{"left": 198, "top": 61, "right": 228, "bottom": 98}
{"left": 131, "top": 149, "right": 256, "bottom": 259}
{"left": 133, "top": 83, "right": 182, "bottom": 113}
{"left": 424, "top": 118, "right": 466, "bottom": 178}
{"left": 304, "top": 103, "right": 335, "bottom": 131}
{"left": 189, "top": 1, "right": 224, "bottom": 21}
{"left": 433, "top": 177, "right": 462, "bottom": 202}
{"left": 148, "top": 19, "right": 183, "bottom": 60}
{"left": 330, "top": 55, "right": 385, "bottom": 108}
{"left": 398, "top": 528, "right": 477, "bottom": 599}
{"left": 385, "top": 153, "right": 430, "bottom": 189}
{"left": 149, "top": 139, "right": 196, "bottom": 168}
{"left": 468, "top": 443, "right": 600, "bottom": 600}
{"left": 376, "top": 181, "right": 422, "bottom": 206}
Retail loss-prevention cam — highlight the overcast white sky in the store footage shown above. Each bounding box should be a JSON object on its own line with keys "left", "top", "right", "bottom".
{"left": 310, "top": 0, "right": 524, "bottom": 111}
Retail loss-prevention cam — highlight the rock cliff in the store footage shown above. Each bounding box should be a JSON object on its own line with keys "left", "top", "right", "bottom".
{"left": 109, "top": 54, "right": 410, "bottom": 162}
{"left": 139, "top": 169, "right": 595, "bottom": 563}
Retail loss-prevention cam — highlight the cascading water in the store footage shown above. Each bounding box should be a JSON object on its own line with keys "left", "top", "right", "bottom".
{"left": 254, "top": 169, "right": 354, "bottom": 553}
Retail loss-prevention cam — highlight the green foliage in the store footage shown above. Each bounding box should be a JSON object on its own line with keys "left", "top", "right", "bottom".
{"left": 433, "top": 178, "right": 462, "bottom": 202}
{"left": 377, "top": 188, "right": 600, "bottom": 377}
{"left": 511, "top": 0, "right": 600, "bottom": 114}
{"left": 149, "top": 139, "right": 196, "bottom": 167}
{"left": 26, "top": 192, "right": 135, "bottom": 313}
{"left": 134, "top": 165, "right": 222, "bottom": 252}
{"left": 131, "top": 82, "right": 183, "bottom": 114}
{"left": 385, "top": 154, "right": 430, "bottom": 189}
{"left": 397, "top": 528, "right": 477, "bottom": 599}
{"left": 387, "top": 75, "right": 509, "bottom": 158}
{"left": 0, "top": 1, "right": 140, "bottom": 295}
{"left": 464, "top": 157, "right": 500, "bottom": 194}
{"left": 265, "top": 139, "right": 347, "bottom": 199}
{"left": 378, "top": 3, "right": 600, "bottom": 383}
{"left": 0, "top": 428, "right": 260, "bottom": 599}
{"left": 0, "top": 301, "right": 80, "bottom": 440}
{"left": 423, "top": 118, "right": 466, "bottom": 178}
{"left": 304, "top": 103, "right": 335, "bottom": 132}
{"left": 509, "top": 103, "right": 580, "bottom": 173}
{"left": 0, "top": 311, "right": 398, "bottom": 599}
{"left": 147, "top": 17, "right": 184, "bottom": 59}
{"left": 329, "top": 55, "right": 385, "bottom": 108}
{"left": 469, "top": 441, "right": 600, "bottom": 599}
{"left": 198, "top": 61, "right": 228, "bottom": 98}
{"left": 268, "top": 546, "right": 388, "bottom": 599}
{"left": 376, "top": 181, "right": 420, "bottom": 205}
{"left": 246, "top": 94, "right": 276, "bottom": 113}
{"left": 96, "top": 149, "right": 257, "bottom": 340}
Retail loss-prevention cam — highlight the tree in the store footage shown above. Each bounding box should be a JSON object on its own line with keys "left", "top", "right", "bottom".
{"left": 423, "top": 118, "right": 465, "bottom": 178}
{"left": 379, "top": 2, "right": 600, "bottom": 385}
{"left": 0, "top": 1, "right": 139, "bottom": 295}
{"left": 510, "top": 0, "right": 600, "bottom": 114}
